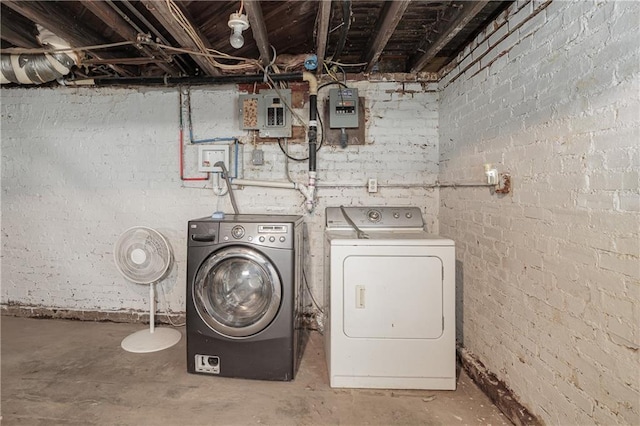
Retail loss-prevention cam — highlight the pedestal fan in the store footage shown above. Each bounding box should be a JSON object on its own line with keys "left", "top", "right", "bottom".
{"left": 114, "top": 226, "right": 182, "bottom": 353}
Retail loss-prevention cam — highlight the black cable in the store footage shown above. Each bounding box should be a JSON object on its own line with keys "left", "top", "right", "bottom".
{"left": 303, "top": 269, "right": 324, "bottom": 314}
{"left": 318, "top": 80, "right": 349, "bottom": 91}
{"left": 331, "top": 0, "right": 352, "bottom": 61}
{"left": 278, "top": 138, "right": 308, "bottom": 162}
{"left": 277, "top": 113, "right": 325, "bottom": 162}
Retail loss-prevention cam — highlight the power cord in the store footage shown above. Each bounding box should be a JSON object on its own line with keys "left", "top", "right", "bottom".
{"left": 159, "top": 282, "right": 185, "bottom": 327}
{"left": 303, "top": 268, "right": 324, "bottom": 314}
{"left": 276, "top": 112, "right": 325, "bottom": 161}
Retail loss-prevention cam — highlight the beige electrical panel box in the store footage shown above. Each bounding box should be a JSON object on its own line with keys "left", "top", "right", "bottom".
{"left": 239, "top": 89, "right": 292, "bottom": 138}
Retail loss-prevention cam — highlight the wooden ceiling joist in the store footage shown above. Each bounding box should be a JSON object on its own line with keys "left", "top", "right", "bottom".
{"left": 80, "top": 0, "right": 179, "bottom": 76}
{"left": 315, "top": 0, "right": 332, "bottom": 70}
{"left": 362, "top": 0, "right": 411, "bottom": 73}
{"left": 140, "top": 0, "right": 220, "bottom": 76}
{"left": 243, "top": 0, "right": 271, "bottom": 66}
{"left": 2, "top": 0, "right": 133, "bottom": 77}
{"left": 410, "top": 0, "right": 490, "bottom": 73}
{"left": 0, "top": 7, "right": 40, "bottom": 48}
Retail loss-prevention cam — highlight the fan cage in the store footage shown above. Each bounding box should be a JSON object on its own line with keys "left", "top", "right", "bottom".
{"left": 114, "top": 226, "right": 171, "bottom": 284}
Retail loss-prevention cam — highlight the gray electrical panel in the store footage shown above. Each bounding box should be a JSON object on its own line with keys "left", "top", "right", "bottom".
{"left": 239, "top": 89, "right": 292, "bottom": 138}
{"left": 329, "top": 88, "right": 359, "bottom": 128}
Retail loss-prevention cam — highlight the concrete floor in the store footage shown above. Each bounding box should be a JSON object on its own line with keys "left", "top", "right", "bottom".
{"left": 1, "top": 316, "right": 510, "bottom": 425}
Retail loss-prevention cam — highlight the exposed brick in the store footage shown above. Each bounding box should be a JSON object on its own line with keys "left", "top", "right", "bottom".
{"left": 439, "top": 1, "right": 639, "bottom": 424}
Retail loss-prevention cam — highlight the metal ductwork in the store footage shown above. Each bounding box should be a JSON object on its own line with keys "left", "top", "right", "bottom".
{"left": 1, "top": 25, "right": 80, "bottom": 85}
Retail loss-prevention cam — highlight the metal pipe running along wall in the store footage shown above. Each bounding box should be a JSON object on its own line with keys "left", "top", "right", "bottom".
{"left": 69, "top": 73, "right": 306, "bottom": 87}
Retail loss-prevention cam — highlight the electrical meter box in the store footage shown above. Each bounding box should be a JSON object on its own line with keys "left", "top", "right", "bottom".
{"left": 329, "top": 88, "right": 359, "bottom": 128}
{"left": 239, "top": 89, "right": 292, "bottom": 138}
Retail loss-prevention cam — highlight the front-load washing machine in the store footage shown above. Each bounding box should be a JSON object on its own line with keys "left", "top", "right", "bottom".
{"left": 324, "top": 206, "right": 456, "bottom": 390}
{"left": 187, "top": 214, "right": 305, "bottom": 381}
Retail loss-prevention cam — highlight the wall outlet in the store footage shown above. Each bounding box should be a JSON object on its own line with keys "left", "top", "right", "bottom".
{"left": 368, "top": 178, "right": 378, "bottom": 193}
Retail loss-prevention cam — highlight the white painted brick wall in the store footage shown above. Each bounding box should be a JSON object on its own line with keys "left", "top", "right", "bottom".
{"left": 439, "top": 0, "right": 639, "bottom": 424}
{"left": 1, "top": 81, "right": 439, "bottom": 321}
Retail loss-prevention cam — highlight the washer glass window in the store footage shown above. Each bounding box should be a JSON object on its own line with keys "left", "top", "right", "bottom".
{"left": 194, "top": 247, "right": 281, "bottom": 337}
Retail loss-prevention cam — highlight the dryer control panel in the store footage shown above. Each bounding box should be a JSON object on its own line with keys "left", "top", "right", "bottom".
{"left": 219, "top": 222, "right": 294, "bottom": 249}
{"left": 325, "top": 206, "right": 424, "bottom": 230}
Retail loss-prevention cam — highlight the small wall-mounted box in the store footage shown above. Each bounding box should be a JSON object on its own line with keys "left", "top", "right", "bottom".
{"left": 198, "top": 145, "right": 230, "bottom": 172}
{"left": 329, "top": 88, "right": 359, "bottom": 128}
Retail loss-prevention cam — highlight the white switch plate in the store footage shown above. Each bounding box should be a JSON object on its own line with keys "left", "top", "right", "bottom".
{"left": 198, "top": 145, "right": 229, "bottom": 172}
{"left": 368, "top": 178, "right": 378, "bottom": 193}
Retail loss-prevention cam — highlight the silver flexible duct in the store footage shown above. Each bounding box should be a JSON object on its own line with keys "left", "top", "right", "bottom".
{"left": 1, "top": 26, "right": 79, "bottom": 85}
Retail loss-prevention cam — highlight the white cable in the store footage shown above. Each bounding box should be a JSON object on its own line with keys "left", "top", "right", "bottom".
{"left": 158, "top": 282, "right": 185, "bottom": 327}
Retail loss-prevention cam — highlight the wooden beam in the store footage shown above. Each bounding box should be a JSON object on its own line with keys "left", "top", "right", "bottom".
{"left": 315, "top": 0, "right": 332, "bottom": 70}
{"left": 362, "top": 0, "right": 411, "bottom": 73}
{"left": 409, "top": 0, "right": 489, "bottom": 73}
{"left": 140, "top": 0, "right": 220, "bottom": 75}
{"left": 80, "top": 0, "right": 179, "bottom": 76}
{"left": 2, "top": 1, "right": 133, "bottom": 76}
{"left": 0, "top": 6, "right": 40, "bottom": 48}
{"left": 243, "top": 0, "right": 271, "bottom": 66}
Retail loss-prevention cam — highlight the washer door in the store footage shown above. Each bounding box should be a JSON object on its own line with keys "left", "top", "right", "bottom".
{"left": 193, "top": 246, "right": 282, "bottom": 338}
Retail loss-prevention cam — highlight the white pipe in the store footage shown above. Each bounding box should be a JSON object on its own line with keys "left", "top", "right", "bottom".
{"left": 212, "top": 173, "right": 229, "bottom": 195}
{"left": 304, "top": 171, "right": 317, "bottom": 212}
{"left": 149, "top": 283, "right": 156, "bottom": 334}
{"left": 230, "top": 178, "right": 298, "bottom": 189}
{"left": 302, "top": 71, "right": 318, "bottom": 95}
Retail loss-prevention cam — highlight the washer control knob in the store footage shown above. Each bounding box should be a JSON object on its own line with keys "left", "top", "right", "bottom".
{"left": 259, "top": 236, "right": 265, "bottom": 242}
{"left": 248, "top": 236, "right": 253, "bottom": 241}
{"left": 393, "top": 212, "right": 400, "bottom": 219}
{"left": 367, "top": 209, "right": 381, "bottom": 222}
{"left": 223, "top": 236, "right": 229, "bottom": 241}
{"left": 405, "top": 212, "right": 413, "bottom": 219}
{"left": 231, "top": 225, "right": 245, "bottom": 239}
{"left": 279, "top": 236, "right": 286, "bottom": 242}
{"left": 269, "top": 236, "right": 276, "bottom": 242}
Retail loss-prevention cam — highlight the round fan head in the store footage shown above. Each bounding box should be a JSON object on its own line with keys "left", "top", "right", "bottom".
{"left": 114, "top": 226, "right": 171, "bottom": 284}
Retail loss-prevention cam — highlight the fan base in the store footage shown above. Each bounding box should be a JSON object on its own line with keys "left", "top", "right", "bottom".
{"left": 121, "top": 327, "right": 182, "bottom": 353}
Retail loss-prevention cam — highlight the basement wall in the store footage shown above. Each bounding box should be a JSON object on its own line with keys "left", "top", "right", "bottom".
{"left": 0, "top": 82, "right": 439, "bottom": 320}
{"left": 439, "top": 1, "right": 639, "bottom": 424}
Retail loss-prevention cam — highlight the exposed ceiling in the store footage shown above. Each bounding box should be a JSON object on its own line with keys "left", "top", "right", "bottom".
{"left": 1, "top": 1, "right": 512, "bottom": 83}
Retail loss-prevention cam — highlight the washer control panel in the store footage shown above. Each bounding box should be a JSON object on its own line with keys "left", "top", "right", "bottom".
{"left": 325, "top": 206, "right": 424, "bottom": 230}
{"left": 219, "top": 222, "right": 293, "bottom": 248}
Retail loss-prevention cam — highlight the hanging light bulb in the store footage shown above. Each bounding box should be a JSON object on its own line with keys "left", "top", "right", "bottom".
{"left": 228, "top": 12, "right": 250, "bottom": 49}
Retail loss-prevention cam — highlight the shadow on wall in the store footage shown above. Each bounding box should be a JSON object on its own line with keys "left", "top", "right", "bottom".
{"left": 455, "top": 259, "right": 464, "bottom": 347}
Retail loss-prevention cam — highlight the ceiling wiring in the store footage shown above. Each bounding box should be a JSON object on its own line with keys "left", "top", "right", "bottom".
{"left": 0, "top": 40, "right": 138, "bottom": 55}
{"left": 164, "top": 0, "right": 258, "bottom": 72}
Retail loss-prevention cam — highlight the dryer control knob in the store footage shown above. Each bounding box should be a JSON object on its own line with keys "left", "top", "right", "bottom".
{"left": 269, "top": 236, "right": 276, "bottom": 242}
{"left": 405, "top": 212, "right": 413, "bottom": 219}
{"left": 259, "top": 236, "right": 265, "bottom": 242}
{"left": 279, "top": 236, "right": 286, "bottom": 242}
{"left": 393, "top": 212, "right": 400, "bottom": 218}
{"left": 231, "top": 225, "right": 245, "bottom": 239}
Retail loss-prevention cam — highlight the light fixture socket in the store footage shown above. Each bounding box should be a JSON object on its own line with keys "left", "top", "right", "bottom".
{"left": 228, "top": 12, "right": 250, "bottom": 49}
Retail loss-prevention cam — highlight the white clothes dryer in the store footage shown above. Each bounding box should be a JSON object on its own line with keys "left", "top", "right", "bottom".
{"left": 324, "top": 206, "right": 456, "bottom": 390}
